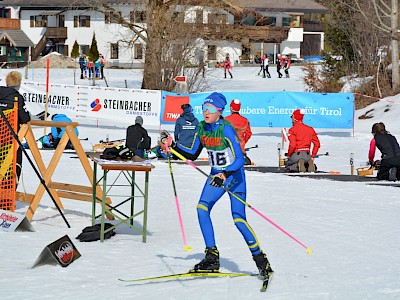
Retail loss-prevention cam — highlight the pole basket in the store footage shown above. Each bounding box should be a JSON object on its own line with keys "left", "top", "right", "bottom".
{"left": 0, "top": 104, "right": 18, "bottom": 211}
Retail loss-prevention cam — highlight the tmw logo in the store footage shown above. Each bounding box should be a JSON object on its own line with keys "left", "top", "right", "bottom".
{"left": 91, "top": 99, "right": 102, "bottom": 111}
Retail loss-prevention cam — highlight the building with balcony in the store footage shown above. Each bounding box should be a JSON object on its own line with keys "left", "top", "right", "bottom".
{"left": 0, "top": 0, "right": 327, "bottom": 67}
{"left": 0, "top": 6, "right": 33, "bottom": 67}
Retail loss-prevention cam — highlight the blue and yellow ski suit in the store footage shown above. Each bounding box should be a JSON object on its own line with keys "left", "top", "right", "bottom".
{"left": 175, "top": 118, "right": 263, "bottom": 256}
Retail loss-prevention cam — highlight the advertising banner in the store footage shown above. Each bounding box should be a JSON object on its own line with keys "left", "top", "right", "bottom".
{"left": 161, "top": 91, "right": 354, "bottom": 129}
{"left": 21, "top": 82, "right": 162, "bottom": 126}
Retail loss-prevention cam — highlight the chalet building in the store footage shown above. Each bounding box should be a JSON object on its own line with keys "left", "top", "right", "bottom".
{"left": 0, "top": 0, "right": 327, "bottom": 68}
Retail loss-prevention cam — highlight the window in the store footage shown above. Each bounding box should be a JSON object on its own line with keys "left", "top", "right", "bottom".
{"left": 134, "top": 44, "right": 143, "bottom": 59}
{"left": 292, "top": 15, "right": 301, "bottom": 28}
{"left": 30, "top": 15, "right": 47, "bottom": 27}
{"left": 105, "top": 11, "right": 122, "bottom": 24}
{"left": 282, "top": 17, "right": 290, "bottom": 27}
{"left": 207, "top": 45, "right": 216, "bottom": 60}
{"left": 130, "top": 11, "right": 146, "bottom": 23}
{"left": 172, "top": 12, "right": 184, "bottom": 23}
{"left": 195, "top": 10, "right": 203, "bottom": 24}
{"left": 74, "top": 15, "right": 90, "bottom": 27}
{"left": 209, "top": 13, "right": 226, "bottom": 25}
{"left": 110, "top": 43, "right": 119, "bottom": 59}
{"left": 241, "top": 13, "right": 255, "bottom": 26}
{"left": 0, "top": 46, "right": 6, "bottom": 56}
{"left": 267, "top": 17, "right": 276, "bottom": 26}
{"left": 58, "top": 15, "right": 65, "bottom": 27}
{"left": 0, "top": 8, "right": 10, "bottom": 18}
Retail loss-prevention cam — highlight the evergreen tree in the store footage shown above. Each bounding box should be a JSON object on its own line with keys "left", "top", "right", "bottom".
{"left": 88, "top": 33, "right": 99, "bottom": 85}
{"left": 71, "top": 40, "right": 80, "bottom": 83}
{"left": 89, "top": 33, "right": 99, "bottom": 62}
{"left": 71, "top": 40, "right": 80, "bottom": 59}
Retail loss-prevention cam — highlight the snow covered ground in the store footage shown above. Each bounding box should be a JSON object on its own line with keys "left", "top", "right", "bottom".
{"left": 1, "top": 65, "right": 400, "bottom": 300}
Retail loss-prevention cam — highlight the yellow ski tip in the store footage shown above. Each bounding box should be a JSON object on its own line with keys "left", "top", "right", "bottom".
{"left": 184, "top": 245, "right": 193, "bottom": 252}
{"left": 306, "top": 248, "right": 313, "bottom": 255}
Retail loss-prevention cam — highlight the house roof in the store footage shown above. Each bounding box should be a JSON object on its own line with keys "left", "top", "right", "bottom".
{"left": 0, "top": 30, "right": 34, "bottom": 47}
{"left": 0, "top": 0, "right": 141, "bottom": 7}
{"left": 238, "top": 0, "right": 328, "bottom": 14}
{"left": 1, "top": 0, "right": 328, "bottom": 13}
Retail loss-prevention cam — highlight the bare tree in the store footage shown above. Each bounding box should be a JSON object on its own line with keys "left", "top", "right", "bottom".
{"left": 353, "top": 0, "right": 399, "bottom": 90}
{"left": 322, "top": 0, "right": 399, "bottom": 91}
{"left": 85, "top": 0, "right": 242, "bottom": 92}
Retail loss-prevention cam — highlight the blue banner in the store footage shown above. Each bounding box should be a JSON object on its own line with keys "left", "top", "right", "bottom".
{"left": 161, "top": 91, "right": 354, "bottom": 129}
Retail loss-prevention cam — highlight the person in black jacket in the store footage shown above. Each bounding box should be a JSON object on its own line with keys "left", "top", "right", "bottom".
{"left": 0, "top": 71, "right": 31, "bottom": 182}
{"left": 369, "top": 122, "right": 400, "bottom": 181}
{"left": 125, "top": 116, "right": 151, "bottom": 158}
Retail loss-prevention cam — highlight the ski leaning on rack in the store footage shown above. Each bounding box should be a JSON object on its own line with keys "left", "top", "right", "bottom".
{"left": 119, "top": 269, "right": 273, "bottom": 292}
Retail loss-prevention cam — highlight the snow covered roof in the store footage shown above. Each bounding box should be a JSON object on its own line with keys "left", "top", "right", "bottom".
{"left": 239, "top": 0, "right": 329, "bottom": 14}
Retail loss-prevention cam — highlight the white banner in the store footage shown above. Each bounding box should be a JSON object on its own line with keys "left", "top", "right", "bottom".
{"left": 21, "top": 82, "right": 162, "bottom": 126}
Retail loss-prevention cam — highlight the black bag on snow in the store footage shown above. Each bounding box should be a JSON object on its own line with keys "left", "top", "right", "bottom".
{"left": 100, "top": 145, "right": 134, "bottom": 160}
{"left": 76, "top": 223, "right": 116, "bottom": 242}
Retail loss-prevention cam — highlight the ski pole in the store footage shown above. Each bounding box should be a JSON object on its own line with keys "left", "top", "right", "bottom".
{"left": 168, "top": 146, "right": 312, "bottom": 255}
{"left": 166, "top": 140, "right": 192, "bottom": 252}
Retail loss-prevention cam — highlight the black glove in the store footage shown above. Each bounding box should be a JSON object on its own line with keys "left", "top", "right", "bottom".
{"left": 210, "top": 174, "right": 225, "bottom": 187}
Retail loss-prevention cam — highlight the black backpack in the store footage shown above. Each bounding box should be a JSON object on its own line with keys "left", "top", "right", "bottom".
{"left": 100, "top": 145, "right": 134, "bottom": 160}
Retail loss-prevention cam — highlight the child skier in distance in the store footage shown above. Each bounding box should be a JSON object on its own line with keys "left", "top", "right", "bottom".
{"left": 160, "top": 92, "right": 272, "bottom": 277}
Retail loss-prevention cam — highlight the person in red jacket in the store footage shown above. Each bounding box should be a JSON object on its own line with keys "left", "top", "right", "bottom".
{"left": 225, "top": 99, "right": 252, "bottom": 165}
{"left": 286, "top": 109, "right": 320, "bottom": 172}
{"left": 223, "top": 54, "right": 233, "bottom": 79}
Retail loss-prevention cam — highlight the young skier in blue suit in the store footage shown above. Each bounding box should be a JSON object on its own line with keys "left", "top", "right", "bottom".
{"left": 161, "top": 92, "right": 272, "bottom": 276}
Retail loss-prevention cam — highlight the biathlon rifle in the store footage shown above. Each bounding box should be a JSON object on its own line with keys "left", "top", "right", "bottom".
{"left": 99, "top": 138, "right": 126, "bottom": 144}
{"left": 314, "top": 152, "right": 329, "bottom": 158}
{"left": 245, "top": 144, "right": 258, "bottom": 151}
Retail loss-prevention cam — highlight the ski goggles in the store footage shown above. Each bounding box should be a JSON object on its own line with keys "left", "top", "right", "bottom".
{"left": 202, "top": 104, "right": 221, "bottom": 114}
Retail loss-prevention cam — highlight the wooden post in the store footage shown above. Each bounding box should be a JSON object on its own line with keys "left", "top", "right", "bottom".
{"left": 44, "top": 59, "right": 50, "bottom": 135}
{"left": 350, "top": 153, "right": 354, "bottom": 175}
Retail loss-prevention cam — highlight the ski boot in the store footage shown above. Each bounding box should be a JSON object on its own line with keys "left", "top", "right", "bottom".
{"left": 193, "top": 246, "right": 220, "bottom": 272}
{"left": 389, "top": 167, "right": 397, "bottom": 181}
{"left": 307, "top": 159, "right": 315, "bottom": 173}
{"left": 298, "top": 158, "right": 306, "bottom": 172}
{"left": 253, "top": 251, "right": 273, "bottom": 277}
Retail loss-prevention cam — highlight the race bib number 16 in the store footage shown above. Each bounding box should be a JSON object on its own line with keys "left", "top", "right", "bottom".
{"left": 207, "top": 149, "right": 234, "bottom": 169}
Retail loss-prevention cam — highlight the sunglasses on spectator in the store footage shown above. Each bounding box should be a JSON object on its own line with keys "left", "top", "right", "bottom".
{"left": 202, "top": 104, "right": 221, "bottom": 114}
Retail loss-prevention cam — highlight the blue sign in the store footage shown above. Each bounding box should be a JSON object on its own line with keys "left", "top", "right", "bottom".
{"left": 161, "top": 91, "right": 354, "bottom": 129}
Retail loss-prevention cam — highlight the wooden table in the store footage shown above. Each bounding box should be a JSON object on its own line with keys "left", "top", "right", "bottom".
{"left": 90, "top": 155, "right": 154, "bottom": 242}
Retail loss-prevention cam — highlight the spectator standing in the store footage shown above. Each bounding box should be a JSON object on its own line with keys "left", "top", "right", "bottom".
{"left": 223, "top": 54, "right": 233, "bottom": 79}
{"left": 225, "top": 99, "right": 253, "bottom": 165}
{"left": 0, "top": 71, "right": 31, "bottom": 183}
{"left": 78, "top": 54, "right": 86, "bottom": 79}
{"left": 174, "top": 103, "right": 199, "bottom": 148}
{"left": 284, "top": 56, "right": 291, "bottom": 78}
{"left": 99, "top": 54, "right": 106, "bottom": 79}
{"left": 263, "top": 55, "right": 271, "bottom": 78}
{"left": 94, "top": 57, "right": 101, "bottom": 79}
{"left": 258, "top": 54, "right": 265, "bottom": 76}
{"left": 276, "top": 54, "right": 284, "bottom": 78}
